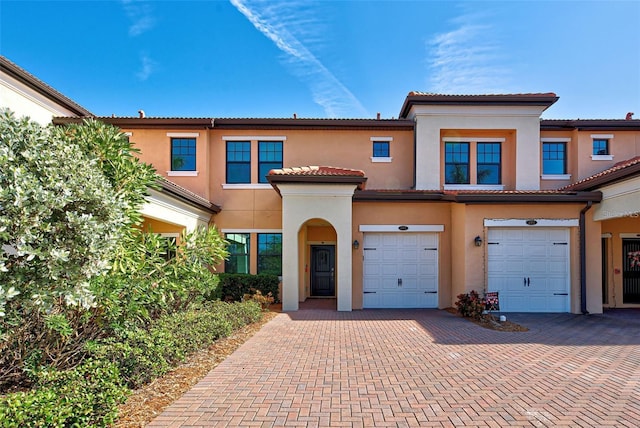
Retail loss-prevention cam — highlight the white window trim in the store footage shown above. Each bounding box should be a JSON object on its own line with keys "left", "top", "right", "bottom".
{"left": 123, "top": 132, "right": 132, "bottom": 137}
{"left": 167, "top": 132, "right": 199, "bottom": 138}
{"left": 159, "top": 232, "right": 180, "bottom": 238}
{"left": 168, "top": 171, "right": 198, "bottom": 177}
{"left": 620, "top": 233, "right": 640, "bottom": 238}
{"left": 442, "top": 137, "right": 506, "bottom": 142}
{"left": 222, "top": 183, "right": 272, "bottom": 190}
{"left": 370, "top": 156, "right": 392, "bottom": 163}
{"left": 541, "top": 137, "right": 571, "bottom": 143}
{"left": 222, "top": 229, "right": 283, "bottom": 234}
{"left": 591, "top": 134, "right": 614, "bottom": 139}
{"left": 541, "top": 174, "right": 572, "bottom": 180}
{"left": 359, "top": 224, "right": 445, "bottom": 232}
{"left": 222, "top": 136, "right": 287, "bottom": 141}
{"left": 591, "top": 154, "right": 614, "bottom": 161}
{"left": 370, "top": 136, "right": 393, "bottom": 142}
{"left": 443, "top": 184, "right": 505, "bottom": 191}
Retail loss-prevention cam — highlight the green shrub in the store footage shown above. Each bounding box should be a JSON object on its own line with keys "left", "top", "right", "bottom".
{"left": 0, "top": 359, "right": 128, "bottom": 428}
{"left": 455, "top": 290, "right": 486, "bottom": 320}
{"left": 88, "top": 301, "right": 262, "bottom": 389}
{"left": 218, "top": 274, "right": 279, "bottom": 302}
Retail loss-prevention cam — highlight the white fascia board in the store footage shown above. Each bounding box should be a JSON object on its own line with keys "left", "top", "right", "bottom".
{"left": 412, "top": 104, "right": 548, "bottom": 117}
{"left": 359, "top": 225, "right": 445, "bottom": 232}
{"left": 484, "top": 218, "right": 579, "bottom": 227}
{"left": 277, "top": 183, "right": 358, "bottom": 197}
{"left": 143, "top": 189, "right": 212, "bottom": 225}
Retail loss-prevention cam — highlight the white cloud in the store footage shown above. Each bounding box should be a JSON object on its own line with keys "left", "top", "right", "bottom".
{"left": 427, "top": 13, "right": 510, "bottom": 94}
{"left": 230, "top": 0, "right": 368, "bottom": 118}
{"left": 122, "top": 0, "right": 155, "bottom": 37}
{"left": 136, "top": 52, "right": 155, "bottom": 81}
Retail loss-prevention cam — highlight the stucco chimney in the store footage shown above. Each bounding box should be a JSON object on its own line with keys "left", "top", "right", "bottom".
{"left": 138, "top": 110, "right": 145, "bottom": 118}
{"left": 626, "top": 112, "right": 634, "bottom": 120}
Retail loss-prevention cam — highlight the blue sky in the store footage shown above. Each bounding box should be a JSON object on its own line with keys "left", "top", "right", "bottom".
{"left": 2, "top": 1, "right": 639, "bottom": 120}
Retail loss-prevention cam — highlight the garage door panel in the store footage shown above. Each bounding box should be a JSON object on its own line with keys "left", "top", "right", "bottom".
{"left": 488, "top": 228, "right": 570, "bottom": 313}
{"left": 363, "top": 232, "right": 438, "bottom": 309}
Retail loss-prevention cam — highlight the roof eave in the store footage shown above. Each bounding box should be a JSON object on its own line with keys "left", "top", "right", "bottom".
{"left": 566, "top": 164, "right": 640, "bottom": 191}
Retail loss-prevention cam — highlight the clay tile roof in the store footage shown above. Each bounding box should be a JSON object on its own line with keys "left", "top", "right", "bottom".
{"left": 399, "top": 92, "right": 559, "bottom": 118}
{"left": 267, "top": 166, "right": 367, "bottom": 192}
{"left": 269, "top": 166, "right": 365, "bottom": 177}
{"left": 156, "top": 177, "right": 220, "bottom": 214}
{"left": 563, "top": 156, "right": 640, "bottom": 191}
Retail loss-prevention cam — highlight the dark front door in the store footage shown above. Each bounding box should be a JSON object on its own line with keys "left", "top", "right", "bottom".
{"left": 623, "top": 239, "right": 640, "bottom": 304}
{"left": 311, "top": 245, "right": 335, "bottom": 297}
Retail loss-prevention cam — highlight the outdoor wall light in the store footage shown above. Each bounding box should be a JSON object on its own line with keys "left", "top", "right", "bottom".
{"left": 474, "top": 236, "right": 483, "bottom": 247}
{"left": 353, "top": 240, "right": 360, "bottom": 250}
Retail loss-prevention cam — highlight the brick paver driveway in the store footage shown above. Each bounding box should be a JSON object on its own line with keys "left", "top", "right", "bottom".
{"left": 149, "top": 306, "right": 640, "bottom": 427}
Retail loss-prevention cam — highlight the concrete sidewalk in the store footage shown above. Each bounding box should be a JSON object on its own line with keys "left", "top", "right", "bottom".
{"left": 148, "top": 306, "right": 640, "bottom": 427}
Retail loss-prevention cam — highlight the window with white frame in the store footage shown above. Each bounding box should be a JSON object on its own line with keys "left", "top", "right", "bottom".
{"left": 167, "top": 132, "right": 199, "bottom": 176}
{"left": 541, "top": 137, "right": 571, "bottom": 180}
{"left": 442, "top": 138, "right": 504, "bottom": 188}
{"left": 591, "top": 134, "right": 614, "bottom": 160}
{"left": 370, "top": 137, "right": 392, "bottom": 162}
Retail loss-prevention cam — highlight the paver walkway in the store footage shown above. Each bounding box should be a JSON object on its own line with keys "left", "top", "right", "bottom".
{"left": 148, "top": 305, "right": 640, "bottom": 427}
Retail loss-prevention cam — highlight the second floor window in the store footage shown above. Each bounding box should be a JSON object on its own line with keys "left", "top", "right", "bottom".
{"left": 225, "top": 233, "right": 250, "bottom": 274}
{"left": 258, "top": 141, "right": 283, "bottom": 183}
{"left": 372, "top": 141, "right": 390, "bottom": 158}
{"left": 257, "top": 233, "right": 282, "bottom": 276}
{"left": 477, "top": 143, "right": 501, "bottom": 184}
{"left": 171, "top": 138, "right": 196, "bottom": 171}
{"left": 593, "top": 139, "right": 609, "bottom": 155}
{"left": 445, "top": 142, "right": 470, "bottom": 184}
{"left": 543, "top": 142, "right": 567, "bottom": 174}
{"left": 226, "top": 141, "right": 251, "bottom": 183}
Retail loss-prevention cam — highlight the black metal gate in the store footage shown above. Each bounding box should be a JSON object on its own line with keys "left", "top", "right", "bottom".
{"left": 622, "top": 239, "right": 640, "bottom": 304}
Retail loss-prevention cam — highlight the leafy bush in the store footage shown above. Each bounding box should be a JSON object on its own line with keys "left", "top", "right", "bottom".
{"left": 218, "top": 273, "right": 280, "bottom": 302}
{"left": 455, "top": 290, "right": 486, "bottom": 320}
{"left": 88, "top": 301, "right": 262, "bottom": 389}
{"left": 0, "top": 359, "right": 128, "bottom": 428}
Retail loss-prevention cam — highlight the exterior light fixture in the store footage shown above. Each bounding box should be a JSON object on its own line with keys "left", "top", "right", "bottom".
{"left": 353, "top": 240, "right": 360, "bottom": 250}
{"left": 474, "top": 236, "right": 483, "bottom": 247}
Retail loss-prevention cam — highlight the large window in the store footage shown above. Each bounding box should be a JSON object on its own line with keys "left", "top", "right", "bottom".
{"left": 542, "top": 142, "right": 566, "bottom": 174}
{"left": 258, "top": 141, "right": 283, "bottom": 183}
{"left": 226, "top": 141, "right": 251, "bottom": 184}
{"left": 477, "top": 143, "right": 501, "bottom": 184}
{"left": 257, "top": 233, "right": 282, "bottom": 276}
{"left": 225, "top": 233, "right": 250, "bottom": 274}
{"left": 445, "top": 142, "right": 470, "bottom": 184}
{"left": 171, "top": 138, "right": 196, "bottom": 171}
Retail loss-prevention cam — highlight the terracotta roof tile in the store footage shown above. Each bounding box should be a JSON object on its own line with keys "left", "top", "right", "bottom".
{"left": 269, "top": 166, "right": 365, "bottom": 177}
{"left": 563, "top": 156, "right": 640, "bottom": 191}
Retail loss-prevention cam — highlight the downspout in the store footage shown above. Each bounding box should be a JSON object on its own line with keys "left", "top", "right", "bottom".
{"left": 580, "top": 201, "right": 593, "bottom": 314}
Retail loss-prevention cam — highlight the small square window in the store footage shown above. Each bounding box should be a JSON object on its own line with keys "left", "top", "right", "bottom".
{"left": 372, "top": 141, "right": 390, "bottom": 158}
{"left": 593, "top": 139, "right": 609, "bottom": 156}
{"left": 171, "top": 138, "right": 196, "bottom": 171}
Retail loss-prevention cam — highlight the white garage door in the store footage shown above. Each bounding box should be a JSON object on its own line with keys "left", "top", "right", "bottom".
{"left": 363, "top": 232, "right": 438, "bottom": 308}
{"left": 487, "top": 228, "right": 570, "bottom": 312}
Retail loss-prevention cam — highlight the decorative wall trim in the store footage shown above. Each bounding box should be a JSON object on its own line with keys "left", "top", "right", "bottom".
{"left": 371, "top": 157, "right": 392, "bottom": 163}
{"left": 370, "top": 136, "right": 393, "bottom": 141}
{"left": 541, "top": 174, "right": 571, "bottom": 180}
{"left": 541, "top": 137, "right": 571, "bottom": 142}
{"left": 167, "top": 171, "right": 198, "bottom": 177}
{"left": 222, "top": 136, "right": 287, "bottom": 141}
{"left": 442, "top": 137, "right": 506, "bottom": 142}
{"left": 222, "top": 183, "right": 272, "bottom": 190}
{"left": 167, "top": 132, "right": 199, "bottom": 137}
{"left": 359, "top": 224, "right": 445, "bottom": 232}
{"left": 483, "top": 218, "right": 579, "bottom": 227}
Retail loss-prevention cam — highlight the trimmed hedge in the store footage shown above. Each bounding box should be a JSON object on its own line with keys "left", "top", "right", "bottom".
{"left": 87, "top": 300, "right": 263, "bottom": 389}
{"left": 0, "top": 301, "right": 263, "bottom": 426}
{"left": 0, "top": 359, "right": 128, "bottom": 428}
{"left": 218, "top": 273, "right": 280, "bottom": 302}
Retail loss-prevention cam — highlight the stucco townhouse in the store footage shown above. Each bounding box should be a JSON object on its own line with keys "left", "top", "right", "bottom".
{"left": 3, "top": 55, "right": 639, "bottom": 315}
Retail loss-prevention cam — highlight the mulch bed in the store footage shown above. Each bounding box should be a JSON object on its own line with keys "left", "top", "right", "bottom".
{"left": 444, "top": 307, "right": 529, "bottom": 332}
